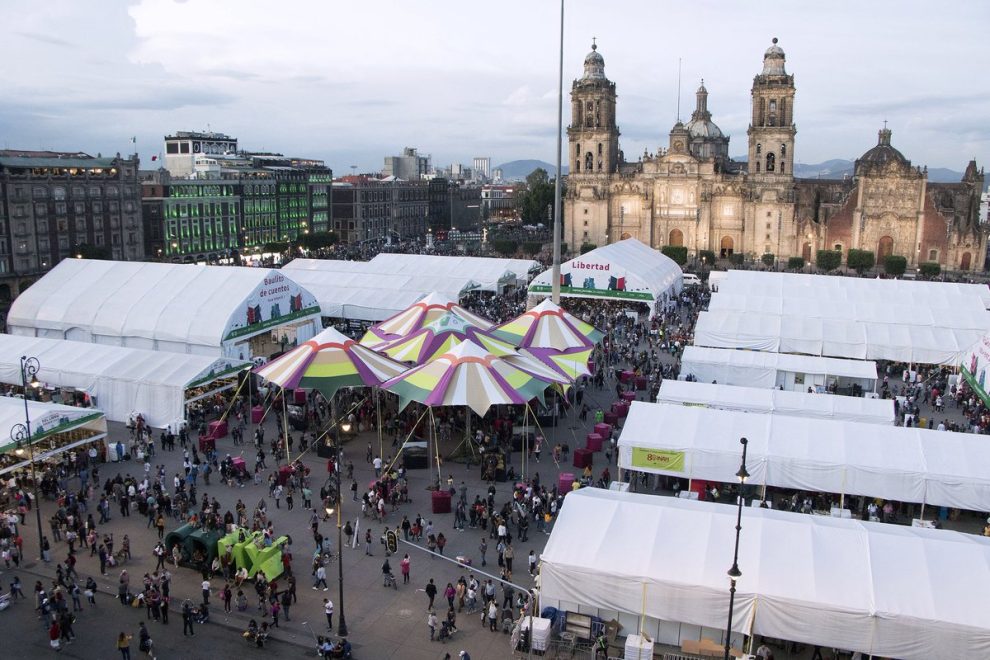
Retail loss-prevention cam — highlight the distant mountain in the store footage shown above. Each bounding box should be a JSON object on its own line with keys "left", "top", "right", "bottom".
{"left": 731, "top": 156, "right": 968, "bottom": 183}
{"left": 496, "top": 160, "right": 568, "bottom": 181}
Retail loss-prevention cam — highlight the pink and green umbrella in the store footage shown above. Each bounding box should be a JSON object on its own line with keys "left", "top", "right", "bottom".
{"left": 493, "top": 299, "right": 603, "bottom": 379}
{"left": 377, "top": 311, "right": 518, "bottom": 365}
{"left": 361, "top": 291, "right": 494, "bottom": 347}
{"left": 380, "top": 339, "right": 558, "bottom": 417}
{"left": 254, "top": 326, "right": 408, "bottom": 398}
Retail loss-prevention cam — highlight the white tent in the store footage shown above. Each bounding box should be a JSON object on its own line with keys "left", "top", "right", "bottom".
{"left": 367, "top": 253, "right": 535, "bottom": 288}
{"left": 0, "top": 398, "right": 108, "bottom": 476}
{"left": 656, "top": 380, "right": 895, "bottom": 424}
{"left": 282, "top": 259, "right": 485, "bottom": 321}
{"left": 680, "top": 346, "right": 877, "bottom": 392}
{"left": 0, "top": 335, "right": 248, "bottom": 428}
{"left": 617, "top": 401, "right": 990, "bottom": 511}
{"left": 6, "top": 259, "right": 321, "bottom": 358}
{"left": 528, "top": 239, "right": 682, "bottom": 310}
{"left": 541, "top": 488, "right": 990, "bottom": 659}
{"left": 699, "top": 271, "right": 990, "bottom": 364}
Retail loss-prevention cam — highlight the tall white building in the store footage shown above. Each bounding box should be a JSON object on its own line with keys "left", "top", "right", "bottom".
{"left": 473, "top": 157, "right": 491, "bottom": 181}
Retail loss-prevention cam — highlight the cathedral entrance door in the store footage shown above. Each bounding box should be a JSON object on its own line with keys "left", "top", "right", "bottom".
{"left": 960, "top": 252, "right": 972, "bottom": 271}
{"left": 802, "top": 242, "right": 812, "bottom": 262}
{"left": 877, "top": 236, "right": 894, "bottom": 261}
{"left": 720, "top": 236, "right": 734, "bottom": 258}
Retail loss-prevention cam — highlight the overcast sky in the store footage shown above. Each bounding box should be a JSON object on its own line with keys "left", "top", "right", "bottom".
{"left": 1, "top": 0, "right": 987, "bottom": 176}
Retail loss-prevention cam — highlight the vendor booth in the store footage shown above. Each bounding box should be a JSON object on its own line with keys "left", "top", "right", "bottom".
{"left": 541, "top": 488, "right": 990, "bottom": 660}
{"left": 0, "top": 334, "right": 249, "bottom": 428}
{"left": 528, "top": 239, "right": 682, "bottom": 316}
{"left": 6, "top": 259, "right": 322, "bottom": 360}
{"left": 617, "top": 401, "right": 990, "bottom": 512}
{"left": 656, "top": 380, "right": 895, "bottom": 425}
{"left": 680, "top": 346, "right": 877, "bottom": 394}
{"left": 0, "top": 398, "right": 108, "bottom": 476}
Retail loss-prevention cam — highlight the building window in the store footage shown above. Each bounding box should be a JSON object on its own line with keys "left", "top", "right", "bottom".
{"left": 928, "top": 249, "right": 938, "bottom": 261}
{"left": 756, "top": 144, "right": 761, "bottom": 156}
{"left": 766, "top": 153, "right": 776, "bottom": 172}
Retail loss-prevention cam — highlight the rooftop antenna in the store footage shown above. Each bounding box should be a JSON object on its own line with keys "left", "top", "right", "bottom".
{"left": 676, "top": 58, "right": 682, "bottom": 122}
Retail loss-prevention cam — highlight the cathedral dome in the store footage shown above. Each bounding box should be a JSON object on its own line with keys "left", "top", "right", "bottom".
{"left": 581, "top": 41, "right": 606, "bottom": 81}
{"left": 684, "top": 80, "right": 724, "bottom": 139}
{"left": 762, "top": 37, "right": 787, "bottom": 76}
{"left": 859, "top": 128, "right": 910, "bottom": 169}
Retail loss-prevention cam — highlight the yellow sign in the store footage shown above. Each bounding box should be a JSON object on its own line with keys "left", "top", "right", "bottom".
{"left": 631, "top": 447, "right": 685, "bottom": 472}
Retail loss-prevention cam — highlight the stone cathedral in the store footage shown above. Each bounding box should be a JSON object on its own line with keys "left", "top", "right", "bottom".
{"left": 565, "top": 39, "right": 987, "bottom": 271}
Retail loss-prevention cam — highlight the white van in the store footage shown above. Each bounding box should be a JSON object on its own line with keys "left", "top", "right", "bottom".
{"left": 681, "top": 273, "right": 702, "bottom": 287}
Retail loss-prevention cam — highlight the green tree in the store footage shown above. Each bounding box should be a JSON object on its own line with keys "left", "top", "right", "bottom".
{"left": 517, "top": 168, "right": 560, "bottom": 226}
{"left": 816, "top": 249, "right": 842, "bottom": 272}
{"left": 76, "top": 243, "right": 113, "bottom": 260}
{"left": 846, "top": 249, "right": 876, "bottom": 274}
{"left": 729, "top": 253, "right": 745, "bottom": 266}
{"left": 919, "top": 261, "right": 941, "bottom": 279}
{"left": 761, "top": 253, "right": 776, "bottom": 268}
{"left": 521, "top": 241, "right": 543, "bottom": 256}
{"left": 299, "top": 232, "right": 338, "bottom": 250}
{"left": 492, "top": 239, "right": 518, "bottom": 256}
{"left": 699, "top": 249, "right": 717, "bottom": 265}
{"left": 580, "top": 242, "right": 597, "bottom": 254}
{"left": 661, "top": 245, "right": 688, "bottom": 265}
{"left": 787, "top": 256, "right": 805, "bottom": 271}
{"left": 884, "top": 254, "right": 907, "bottom": 277}
{"left": 263, "top": 241, "right": 290, "bottom": 254}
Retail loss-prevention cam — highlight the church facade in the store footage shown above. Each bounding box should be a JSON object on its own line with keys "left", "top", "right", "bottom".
{"left": 565, "top": 39, "right": 987, "bottom": 271}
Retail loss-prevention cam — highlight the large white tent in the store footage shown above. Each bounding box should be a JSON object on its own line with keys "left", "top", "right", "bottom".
{"left": 6, "top": 259, "right": 321, "bottom": 359}
{"left": 656, "top": 380, "right": 895, "bottom": 424}
{"left": 541, "top": 488, "right": 990, "bottom": 659}
{"left": 281, "top": 259, "right": 485, "bottom": 321}
{"left": 699, "top": 271, "right": 990, "bottom": 364}
{"left": 0, "top": 398, "right": 108, "bottom": 476}
{"left": 529, "top": 239, "right": 682, "bottom": 310}
{"left": 0, "top": 335, "right": 248, "bottom": 428}
{"left": 617, "top": 401, "right": 990, "bottom": 511}
{"left": 368, "top": 253, "right": 537, "bottom": 288}
{"left": 680, "top": 346, "right": 877, "bottom": 392}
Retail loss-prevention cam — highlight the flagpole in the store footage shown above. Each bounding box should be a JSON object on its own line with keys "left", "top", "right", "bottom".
{"left": 550, "top": 0, "right": 564, "bottom": 304}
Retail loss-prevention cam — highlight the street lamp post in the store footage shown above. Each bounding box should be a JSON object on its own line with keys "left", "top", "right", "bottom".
{"left": 724, "top": 437, "right": 749, "bottom": 660}
{"left": 325, "top": 419, "right": 352, "bottom": 638}
{"left": 11, "top": 356, "right": 44, "bottom": 561}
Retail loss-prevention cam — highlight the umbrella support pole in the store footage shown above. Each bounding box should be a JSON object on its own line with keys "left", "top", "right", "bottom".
{"left": 281, "top": 386, "right": 291, "bottom": 465}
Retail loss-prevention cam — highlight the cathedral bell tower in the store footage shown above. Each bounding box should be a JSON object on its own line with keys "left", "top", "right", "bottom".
{"left": 567, "top": 40, "right": 620, "bottom": 176}
{"left": 747, "top": 38, "right": 796, "bottom": 178}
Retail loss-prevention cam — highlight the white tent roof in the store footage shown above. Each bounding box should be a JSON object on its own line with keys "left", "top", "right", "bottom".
{"left": 541, "top": 488, "right": 990, "bottom": 659}
{"left": 368, "top": 253, "right": 534, "bottom": 287}
{"left": 656, "top": 380, "right": 895, "bottom": 424}
{"left": 0, "top": 398, "right": 108, "bottom": 475}
{"left": 680, "top": 346, "right": 877, "bottom": 389}
{"left": 617, "top": 401, "right": 990, "bottom": 511}
{"left": 700, "top": 271, "right": 990, "bottom": 364}
{"left": 0, "top": 335, "right": 247, "bottom": 428}
{"left": 529, "top": 239, "right": 682, "bottom": 306}
{"left": 6, "top": 259, "right": 321, "bottom": 356}
{"left": 282, "top": 259, "right": 484, "bottom": 320}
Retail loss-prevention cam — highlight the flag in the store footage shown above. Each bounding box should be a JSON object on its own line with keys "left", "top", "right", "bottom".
{"left": 130, "top": 136, "right": 136, "bottom": 144}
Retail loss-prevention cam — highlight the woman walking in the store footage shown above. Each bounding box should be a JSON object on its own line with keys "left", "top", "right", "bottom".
{"left": 117, "top": 632, "right": 132, "bottom": 660}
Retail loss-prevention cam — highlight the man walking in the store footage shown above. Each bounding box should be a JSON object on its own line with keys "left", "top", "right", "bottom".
{"left": 425, "top": 578, "right": 437, "bottom": 610}
{"left": 323, "top": 598, "right": 334, "bottom": 630}
{"left": 182, "top": 600, "right": 195, "bottom": 637}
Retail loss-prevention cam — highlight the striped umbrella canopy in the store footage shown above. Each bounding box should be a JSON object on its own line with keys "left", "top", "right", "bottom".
{"left": 254, "top": 326, "right": 408, "bottom": 398}
{"left": 493, "top": 299, "right": 603, "bottom": 378}
{"left": 377, "top": 311, "right": 518, "bottom": 365}
{"left": 380, "top": 339, "right": 558, "bottom": 417}
{"left": 361, "top": 291, "right": 494, "bottom": 347}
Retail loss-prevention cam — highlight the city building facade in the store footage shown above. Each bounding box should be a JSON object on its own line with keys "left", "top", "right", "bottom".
{"left": 0, "top": 150, "right": 143, "bottom": 308}
{"left": 383, "top": 147, "right": 431, "bottom": 180}
{"left": 473, "top": 157, "right": 492, "bottom": 181}
{"left": 332, "top": 176, "right": 430, "bottom": 244}
{"left": 565, "top": 39, "right": 986, "bottom": 271}
{"left": 164, "top": 131, "right": 238, "bottom": 178}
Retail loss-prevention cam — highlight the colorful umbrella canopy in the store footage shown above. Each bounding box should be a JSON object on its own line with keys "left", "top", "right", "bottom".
{"left": 254, "top": 326, "right": 408, "bottom": 398}
{"left": 361, "top": 291, "right": 494, "bottom": 347}
{"left": 493, "top": 298, "right": 603, "bottom": 347}
{"left": 380, "top": 339, "right": 557, "bottom": 417}
{"left": 377, "top": 311, "right": 518, "bottom": 365}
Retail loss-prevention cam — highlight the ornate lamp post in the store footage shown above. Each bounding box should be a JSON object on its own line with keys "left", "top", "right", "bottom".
{"left": 11, "top": 356, "right": 44, "bottom": 560}
{"left": 325, "top": 419, "right": 352, "bottom": 638}
{"left": 724, "top": 437, "right": 749, "bottom": 660}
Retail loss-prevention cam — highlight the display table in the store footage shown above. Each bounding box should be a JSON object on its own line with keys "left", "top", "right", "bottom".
{"left": 634, "top": 375, "right": 648, "bottom": 391}
{"left": 621, "top": 391, "right": 636, "bottom": 402}
{"left": 277, "top": 465, "right": 293, "bottom": 486}
{"left": 603, "top": 412, "right": 619, "bottom": 426}
{"left": 294, "top": 389, "right": 307, "bottom": 405}
{"left": 231, "top": 456, "right": 247, "bottom": 476}
{"left": 431, "top": 489, "right": 451, "bottom": 514}
{"left": 573, "top": 448, "right": 593, "bottom": 469}
{"left": 207, "top": 419, "right": 228, "bottom": 440}
{"left": 585, "top": 433, "right": 603, "bottom": 452}
{"left": 520, "top": 616, "right": 552, "bottom": 652}
{"left": 198, "top": 437, "right": 215, "bottom": 453}
{"left": 594, "top": 422, "right": 612, "bottom": 438}
{"left": 611, "top": 401, "right": 629, "bottom": 418}
{"left": 624, "top": 633, "right": 655, "bottom": 660}
{"left": 558, "top": 472, "right": 575, "bottom": 493}
{"left": 620, "top": 370, "right": 634, "bottom": 384}
{"left": 251, "top": 405, "right": 264, "bottom": 424}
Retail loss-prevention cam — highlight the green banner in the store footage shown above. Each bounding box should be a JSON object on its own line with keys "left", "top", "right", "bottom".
{"left": 631, "top": 447, "right": 685, "bottom": 472}
{"left": 529, "top": 285, "right": 653, "bottom": 301}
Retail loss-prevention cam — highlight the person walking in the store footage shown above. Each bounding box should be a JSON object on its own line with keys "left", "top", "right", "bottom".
{"left": 138, "top": 621, "right": 156, "bottom": 659}
{"left": 313, "top": 563, "right": 328, "bottom": 590}
{"left": 182, "top": 600, "right": 195, "bottom": 636}
{"left": 427, "top": 610, "right": 438, "bottom": 641}
{"left": 479, "top": 537, "right": 487, "bottom": 567}
{"left": 424, "top": 578, "right": 437, "bottom": 610}
{"left": 400, "top": 553, "right": 411, "bottom": 584}
{"left": 117, "top": 632, "right": 133, "bottom": 660}
{"left": 444, "top": 582, "right": 456, "bottom": 610}
{"left": 487, "top": 599, "right": 498, "bottom": 632}
{"left": 323, "top": 598, "right": 334, "bottom": 630}
{"left": 221, "top": 584, "right": 232, "bottom": 613}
